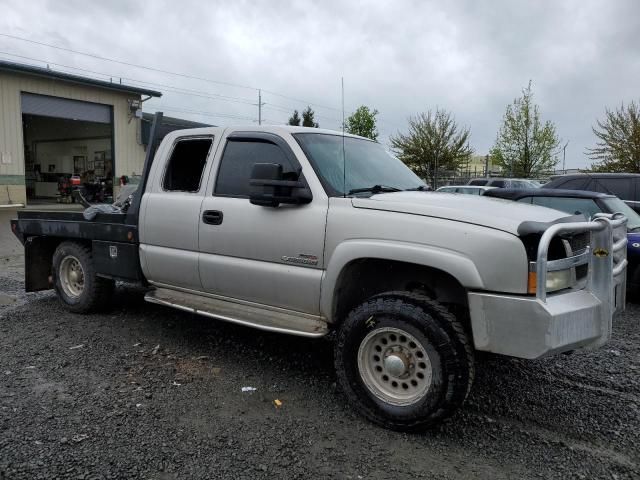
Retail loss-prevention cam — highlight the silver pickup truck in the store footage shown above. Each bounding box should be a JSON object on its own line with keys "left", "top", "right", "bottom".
{"left": 11, "top": 120, "right": 628, "bottom": 431}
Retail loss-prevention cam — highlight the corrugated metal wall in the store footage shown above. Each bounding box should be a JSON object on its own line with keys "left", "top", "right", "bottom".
{"left": 0, "top": 70, "right": 147, "bottom": 203}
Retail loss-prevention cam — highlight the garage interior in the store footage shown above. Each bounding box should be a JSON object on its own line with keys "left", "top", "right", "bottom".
{"left": 21, "top": 93, "right": 114, "bottom": 203}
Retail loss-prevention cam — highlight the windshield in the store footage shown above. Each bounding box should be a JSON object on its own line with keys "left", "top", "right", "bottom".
{"left": 601, "top": 197, "right": 640, "bottom": 231}
{"left": 294, "top": 133, "right": 426, "bottom": 196}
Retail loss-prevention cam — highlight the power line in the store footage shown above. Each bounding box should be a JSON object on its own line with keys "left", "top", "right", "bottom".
{"left": 1, "top": 49, "right": 348, "bottom": 123}
{"left": 0, "top": 32, "right": 257, "bottom": 91}
{"left": 0, "top": 44, "right": 402, "bottom": 135}
{"left": 0, "top": 51, "right": 258, "bottom": 106}
{"left": 145, "top": 103, "right": 257, "bottom": 122}
{"left": 0, "top": 32, "right": 345, "bottom": 113}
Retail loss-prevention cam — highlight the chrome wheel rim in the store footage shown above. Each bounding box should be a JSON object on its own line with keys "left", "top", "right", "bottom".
{"left": 357, "top": 327, "right": 432, "bottom": 406}
{"left": 59, "top": 255, "right": 85, "bottom": 298}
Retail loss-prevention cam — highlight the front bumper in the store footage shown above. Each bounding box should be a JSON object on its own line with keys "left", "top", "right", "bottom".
{"left": 468, "top": 290, "right": 608, "bottom": 359}
{"left": 469, "top": 212, "right": 627, "bottom": 360}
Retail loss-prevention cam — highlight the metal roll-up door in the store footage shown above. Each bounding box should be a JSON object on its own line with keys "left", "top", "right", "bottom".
{"left": 21, "top": 93, "right": 112, "bottom": 124}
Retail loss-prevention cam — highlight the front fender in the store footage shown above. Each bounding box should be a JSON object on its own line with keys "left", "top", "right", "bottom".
{"left": 320, "top": 239, "right": 484, "bottom": 320}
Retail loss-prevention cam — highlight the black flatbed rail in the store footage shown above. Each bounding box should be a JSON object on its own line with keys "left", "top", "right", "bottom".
{"left": 11, "top": 211, "right": 137, "bottom": 245}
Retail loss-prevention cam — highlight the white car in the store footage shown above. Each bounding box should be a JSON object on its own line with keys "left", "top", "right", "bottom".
{"left": 437, "top": 185, "right": 496, "bottom": 195}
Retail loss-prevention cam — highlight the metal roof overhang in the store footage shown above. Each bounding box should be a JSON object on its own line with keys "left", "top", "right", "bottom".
{"left": 0, "top": 60, "right": 162, "bottom": 98}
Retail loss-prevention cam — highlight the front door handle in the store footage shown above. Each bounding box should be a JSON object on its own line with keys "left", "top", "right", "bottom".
{"left": 202, "top": 210, "right": 223, "bottom": 225}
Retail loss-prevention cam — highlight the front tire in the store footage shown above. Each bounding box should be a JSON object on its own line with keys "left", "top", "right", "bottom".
{"left": 52, "top": 241, "right": 114, "bottom": 313}
{"left": 334, "top": 291, "right": 474, "bottom": 431}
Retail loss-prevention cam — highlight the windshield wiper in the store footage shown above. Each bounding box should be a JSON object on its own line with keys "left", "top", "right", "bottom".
{"left": 347, "top": 185, "right": 403, "bottom": 195}
{"left": 404, "top": 185, "right": 429, "bottom": 191}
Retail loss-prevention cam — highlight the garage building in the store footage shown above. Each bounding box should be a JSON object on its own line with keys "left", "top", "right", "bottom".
{"left": 0, "top": 60, "right": 162, "bottom": 206}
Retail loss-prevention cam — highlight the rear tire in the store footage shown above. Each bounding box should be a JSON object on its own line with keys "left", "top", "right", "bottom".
{"left": 334, "top": 291, "right": 474, "bottom": 431}
{"left": 52, "top": 241, "right": 114, "bottom": 313}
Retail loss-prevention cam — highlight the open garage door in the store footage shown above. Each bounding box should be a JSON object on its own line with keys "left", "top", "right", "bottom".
{"left": 21, "top": 93, "right": 114, "bottom": 204}
{"left": 21, "top": 93, "right": 112, "bottom": 123}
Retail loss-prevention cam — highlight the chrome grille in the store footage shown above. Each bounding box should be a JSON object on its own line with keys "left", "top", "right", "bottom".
{"left": 565, "top": 233, "right": 590, "bottom": 280}
{"left": 568, "top": 232, "right": 590, "bottom": 253}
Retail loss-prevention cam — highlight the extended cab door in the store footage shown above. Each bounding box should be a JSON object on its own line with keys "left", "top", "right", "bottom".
{"left": 198, "top": 131, "right": 328, "bottom": 314}
{"left": 139, "top": 133, "right": 218, "bottom": 290}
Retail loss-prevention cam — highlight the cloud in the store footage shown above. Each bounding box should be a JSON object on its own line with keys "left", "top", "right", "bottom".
{"left": 1, "top": 0, "right": 638, "bottom": 168}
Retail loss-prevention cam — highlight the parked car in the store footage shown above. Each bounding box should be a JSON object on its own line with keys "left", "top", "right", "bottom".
{"left": 436, "top": 185, "right": 496, "bottom": 195}
{"left": 485, "top": 187, "right": 640, "bottom": 293}
{"left": 467, "top": 177, "right": 540, "bottom": 189}
{"left": 544, "top": 173, "right": 640, "bottom": 214}
{"left": 10, "top": 122, "right": 627, "bottom": 431}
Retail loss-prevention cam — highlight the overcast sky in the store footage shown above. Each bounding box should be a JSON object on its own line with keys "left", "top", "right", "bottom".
{"left": 1, "top": 0, "right": 639, "bottom": 169}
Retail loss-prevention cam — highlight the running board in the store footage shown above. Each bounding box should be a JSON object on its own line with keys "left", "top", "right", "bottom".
{"left": 145, "top": 288, "right": 329, "bottom": 338}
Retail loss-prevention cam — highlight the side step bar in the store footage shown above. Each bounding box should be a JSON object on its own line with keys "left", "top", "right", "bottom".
{"left": 145, "top": 288, "right": 329, "bottom": 338}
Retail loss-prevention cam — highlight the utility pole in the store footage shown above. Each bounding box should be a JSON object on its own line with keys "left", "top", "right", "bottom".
{"left": 485, "top": 154, "right": 489, "bottom": 177}
{"left": 255, "top": 89, "right": 265, "bottom": 125}
{"left": 562, "top": 140, "right": 569, "bottom": 173}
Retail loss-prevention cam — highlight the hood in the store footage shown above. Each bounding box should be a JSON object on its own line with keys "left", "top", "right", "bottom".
{"left": 351, "top": 192, "right": 577, "bottom": 235}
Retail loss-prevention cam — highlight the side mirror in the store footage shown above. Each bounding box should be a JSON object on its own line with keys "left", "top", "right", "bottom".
{"left": 249, "top": 163, "right": 312, "bottom": 207}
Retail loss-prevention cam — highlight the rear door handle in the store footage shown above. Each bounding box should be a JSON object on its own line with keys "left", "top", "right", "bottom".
{"left": 202, "top": 210, "right": 223, "bottom": 225}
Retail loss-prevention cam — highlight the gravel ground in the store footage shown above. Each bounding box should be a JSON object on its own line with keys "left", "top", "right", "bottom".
{"left": 1, "top": 209, "right": 639, "bottom": 479}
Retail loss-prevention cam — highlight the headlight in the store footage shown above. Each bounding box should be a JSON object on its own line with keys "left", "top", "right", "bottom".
{"left": 545, "top": 269, "right": 573, "bottom": 292}
{"left": 528, "top": 268, "right": 575, "bottom": 294}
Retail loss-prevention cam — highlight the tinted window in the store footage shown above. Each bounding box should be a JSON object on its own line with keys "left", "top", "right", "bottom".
{"left": 468, "top": 179, "right": 488, "bottom": 186}
{"left": 509, "top": 180, "right": 538, "bottom": 189}
{"left": 530, "top": 197, "right": 602, "bottom": 219}
{"left": 215, "top": 139, "right": 295, "bottom": 197}
{"left": 592, "top": 178, "right": 633, "bottom": 200}
{"left": 163, "top": 138, "right": 212, "bottom": 192}
{"left": 600, "top": 197, "right": 640, "bottom": 230}
{"left": 556, "top": 178, "right": 589, "bottom": 189}
{"left": 490, "top": 180, "right": 505, "bottom": 188}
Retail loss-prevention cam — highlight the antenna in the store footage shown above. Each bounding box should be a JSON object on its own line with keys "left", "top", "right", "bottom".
{"left": 342, "top": 77, "right": 346, "bottom": 198}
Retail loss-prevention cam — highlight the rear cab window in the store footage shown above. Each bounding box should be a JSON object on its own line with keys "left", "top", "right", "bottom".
{"left": 163, "top": 138, "right": 213, "bottom": 192}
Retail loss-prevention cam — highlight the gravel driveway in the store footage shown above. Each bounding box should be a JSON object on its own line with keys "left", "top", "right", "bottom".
{"left": 1, "top": 209, "right": 639, "bottom": 479}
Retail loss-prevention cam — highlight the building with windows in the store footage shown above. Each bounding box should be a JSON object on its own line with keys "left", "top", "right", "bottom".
{"left": 0, "top": 60, "right": 162, "bottom": 205}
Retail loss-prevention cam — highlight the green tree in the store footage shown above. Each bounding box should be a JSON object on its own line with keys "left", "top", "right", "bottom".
{"left": 588, "top": 100, "right": 640, "bottom": 172}
{"left": 288, "top": 110, "right": 301, "bottom": 126}
{"left": 390, "top": 108, "right": 473, "bottom": 185}
{"left": 491, "top": 81, "right": 560, "bottom": 177}
{"left": 345, "top": 105, "right": 379, "bottom": 141}
{"left": 302, "top": 106, "right": 319, "bottom": 128}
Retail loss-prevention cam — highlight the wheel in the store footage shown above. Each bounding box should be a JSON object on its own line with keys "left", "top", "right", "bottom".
{"left": 52, "top": 241, "right": 114, "bottom": 313}
{"left": 334, "top": 291, "right": 474, "bottom": 431}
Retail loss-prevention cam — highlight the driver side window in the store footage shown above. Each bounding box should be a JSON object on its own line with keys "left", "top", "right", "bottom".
{"left": 215, "top": 139, "right": 296, "bottom": 198}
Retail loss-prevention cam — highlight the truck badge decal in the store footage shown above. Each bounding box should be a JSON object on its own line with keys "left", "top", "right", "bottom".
{"left": 593, "top": 248, "right": 609, "bottom": 258}
{"left": 281, "top": 254, "right": 318, "bottom": 266}
{"left": 109, "top": 245, "right": 118, "bottom": 259}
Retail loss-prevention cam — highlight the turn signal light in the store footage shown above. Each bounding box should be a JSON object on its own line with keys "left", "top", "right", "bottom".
{"left": 528, "top": 271, "right": 537, "bottom": 294}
